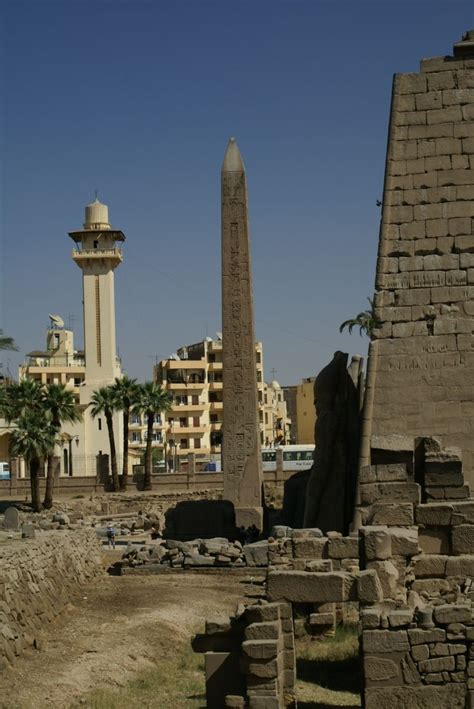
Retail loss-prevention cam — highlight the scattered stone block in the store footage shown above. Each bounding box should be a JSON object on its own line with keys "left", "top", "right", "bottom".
{"left": 364, "top": 654, "right": 401, "bottom": 682}
{"left": 434, "top": 605, "right": 472, "bottom": 625}
{"left": 361, "top": 526, "right": 392, "bottom": 561}
{"left": 367, "top": 560, "right": 399, "bottom": 598}
{"left": 267, "top": 570, "right": 357, "bottom": 603}
{"left": 4, "top": 508, "right": 19, "bottom": 531}
{"left": 358, "top": 570, "right": 384, "bottom": 604}
{"left": 390, "top": 527, "right": 419, "bottom": 557}
{"left": 292, "top": 537, "right": 327, "bottom": 559}
{"left": 243, "top": 542, "right": 268, "bottom": 567}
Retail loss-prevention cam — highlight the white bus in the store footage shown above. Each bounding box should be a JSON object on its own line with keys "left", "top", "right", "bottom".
{"left": 261, "top": 445, "right": 314, "bottom": 472}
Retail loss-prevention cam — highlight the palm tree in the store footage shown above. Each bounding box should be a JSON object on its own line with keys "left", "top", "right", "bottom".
{"left": 0, "top": 330, "right": 18, "bottom": 351}
{"left": 90, "top": 386, "right": 120, "bottom": 492}
{"left": 42, "top": 384, "right": 82, "bottom": 509}
{"left": 135, "top": 382, "right": 172, "bottom": 491}
{"left": 2, "top": 379, "right": 44, "bottom": 421}
{"left": 10, "top": 410, "right": 55, "bottom": 512}
{"left": 339, "top": 297, "right": 379, "bottom": 337}
{"left": 111, "top": 376, "right": 139, "bottom": 491}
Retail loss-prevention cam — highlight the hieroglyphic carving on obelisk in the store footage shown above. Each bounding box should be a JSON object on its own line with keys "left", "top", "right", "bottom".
{"left": 221, "top": 137, "right": 263, "bottom": 529}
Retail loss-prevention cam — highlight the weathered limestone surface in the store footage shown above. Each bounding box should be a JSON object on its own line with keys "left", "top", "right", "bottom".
{"left": 221, "top": 138, "right": 263, "bottom": 529}
{"left": 0, "top": 529, "right": 103, "bottom": 668}
{"left": 366, "top": 31, "right": 474, "bottom": 487}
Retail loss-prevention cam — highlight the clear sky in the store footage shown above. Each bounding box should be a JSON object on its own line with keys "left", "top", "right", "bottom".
{"left": 1, "top": 0, "right": 473, "bottom": 386}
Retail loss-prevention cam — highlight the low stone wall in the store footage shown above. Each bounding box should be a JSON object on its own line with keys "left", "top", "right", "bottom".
{"left": 0, "top": 469, "right": 295, "bottom": 498}
{"left": 0, "top": 529, "right": 103, "bottom": 668}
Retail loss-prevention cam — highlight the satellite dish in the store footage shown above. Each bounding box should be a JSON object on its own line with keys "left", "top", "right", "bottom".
{"left": 49, "top": 314, "right": 64, "bottom": 328}
{"left": 216, "top": 332, "right": 222, "bottom": 341}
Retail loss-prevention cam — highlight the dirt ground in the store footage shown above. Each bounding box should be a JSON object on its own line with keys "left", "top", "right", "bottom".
{"left": 0, "top": 556, "right": 254, "bottom": 709}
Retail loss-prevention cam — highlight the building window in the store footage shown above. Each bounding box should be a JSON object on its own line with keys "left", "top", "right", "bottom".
{"left": 256, "top": 351, "right": 261, "bottom": 364}
{"left": 194, "top": 438, "right": 201, "bottom": 449}
{"left": 98, "top": 418, "right": 102, "bottom": 431}
{"left": 74, "top": 377, "right": 82, "bottom": 387}
{"left": 180, "top": 417, "right": 187, "bottom": 428}
{"left": 210, "top": 414, "right": 218, "bottom": 424}
{"left": 154, "top": 414, "right": 161, "bottom": 424}
{"left": 193, "top": 416, "right": 200, "bottom": 427}
{"left": 132, "top": 432, "right": 142, "bottom": 443}
{"left": 180, "top": 439, "right": 187, "bottom": 449}
{"left": 131, "top": 414, "right": 141, "bottom": 425}
{"left": 208, "top": 353, "right": 216, "bottom": 363}
{"left": 192, "top": 395, "right": 199, "bottom": 405}
{"left": 93, "top": 240, "right": 99, "bottom": 249}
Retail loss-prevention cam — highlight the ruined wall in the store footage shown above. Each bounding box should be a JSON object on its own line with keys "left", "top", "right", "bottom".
{"left": 369, "top": 32, "right": 474, "bottom": 485}
{"left": 0, "top": 529, "right": 103, "bottom": 667}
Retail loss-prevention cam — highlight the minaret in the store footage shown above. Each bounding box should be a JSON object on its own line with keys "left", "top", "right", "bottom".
{"left": 69, "top": 198, "right": 124, "bottom": 386}
{"left": 221, "top": 138, "right": 263, "bottom": 530}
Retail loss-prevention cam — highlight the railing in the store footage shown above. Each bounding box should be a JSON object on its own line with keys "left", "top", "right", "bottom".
{"left": 72, "top": 248, "right": 123, "bottom": 258}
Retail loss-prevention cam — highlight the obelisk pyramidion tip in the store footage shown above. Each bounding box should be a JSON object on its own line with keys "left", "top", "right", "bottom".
{"left": 222, "top": 137, "right": 245, "bottom": 173}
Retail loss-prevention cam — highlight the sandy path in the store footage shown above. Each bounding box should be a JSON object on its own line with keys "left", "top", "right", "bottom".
{"left": 0, "top": 570, "right": 251, "bottom": 708}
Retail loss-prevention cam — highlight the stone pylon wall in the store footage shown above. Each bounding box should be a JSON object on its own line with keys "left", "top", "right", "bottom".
{"left": 368, "top": 33, "right": 474, "bottom": 486}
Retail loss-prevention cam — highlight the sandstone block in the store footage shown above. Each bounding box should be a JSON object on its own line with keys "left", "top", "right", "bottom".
{"left": 408, "top": 628, "right": 446, "bottom": 645}
{"left": 360, "top": 483, "right": 420, "bottom": 506}
{"left": 452, "top": 525, "right": 474, "bottom": 555}
{"left": 412, "top": 554, "right": 447, "bottom": 578}
{"left": 367, "top": 560, "right": 399, "bottom": 598}
{"left": 415, "top": 503, "right": 453, "bottom": 526}
{"left": 411, "top": 644, "right": 429, "bottom": 661}
{"left": 388, "top": 610, "right": 414, "bottom": 628}
{"left": 418, "top": 655, "right": 455, "bottom": 672}
{"left": 433, "top": 605, "right": 471, "bottom": 625}
{"left": 446, "top": 555, "right": 474, "bottom": 577}
{"left": 361, "top": 526, "right": 392, "bottom": 561}
{"left": 364, "top": 685, "right": 466, "bottom": 709}
{"left": 364, "top": 655, "right": 401, "bottom": 682}
{"left": 267, "top": 570, "right": 357, "bottom": 604}
{"left": 363, "top": 629, "right": 409, "bottom": 653}
{"left": 418, "top": 529, "right": 450, "bottom": 554}
{"left": 370, "top": 503, "right": 414, "bottom": 526}
{"left": 390, "top": 528, "right": 419, "bottom": 557}
{"left": 292, "top": 537, "right": 327, "bottom": 559}
{"left": 357, "top": 570, "right": 384, "bottom": 604}
{"left": 242, "top": 640, "right": 279, "bottom": 660}
{"left": 327, "top": 536, "right": 358, "bottom": 560}
{"left": 245, "top": 623, "right": 280, "bottom": 642}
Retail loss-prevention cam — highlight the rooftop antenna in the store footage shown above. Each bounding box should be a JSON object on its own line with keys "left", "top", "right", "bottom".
{"left": 271, "top": 368, "right": 278, "bottom": 380}
{"left": 94, "top": 188, "right": 99, "bottom": 201}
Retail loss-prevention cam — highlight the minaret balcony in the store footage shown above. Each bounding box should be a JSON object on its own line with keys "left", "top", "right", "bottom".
{"left": 71, "top": 247, "right": 123, "bottom": 266}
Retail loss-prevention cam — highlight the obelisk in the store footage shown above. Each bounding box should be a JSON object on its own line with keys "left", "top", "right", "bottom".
{"left": 221, "top": 137, "right": 263, "bottom": 530}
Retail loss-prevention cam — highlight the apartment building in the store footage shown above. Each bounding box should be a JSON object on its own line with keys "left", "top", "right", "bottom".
{"left": 262, "top": 380, "right": 291, "bottom": 447}
{"left": 145, "top": 336, "right": 267, "bottom": 469}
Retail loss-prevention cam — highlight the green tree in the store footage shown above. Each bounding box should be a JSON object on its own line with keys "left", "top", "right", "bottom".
{"left": 0, "top": 330, "right": 18, "bottom": 351}
{"left": 135, "top": 382, "right": 172, "bottom": 491}
{"left": 90, "top": 386, "right": 119, "bottom": 492}
{"left": 10, "top": 410, "right": 55, "bottom": 512}
{"left": 42, "top": 384, "right": 82, "bottom": 509}
{"left": 111, "top": 376, "right": 140, "bottom": 491}
{"left": 339, "top": 297, "right": 379, "bottom": 337}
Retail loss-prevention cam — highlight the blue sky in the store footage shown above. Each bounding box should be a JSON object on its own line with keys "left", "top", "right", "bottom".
{"left": 1, "top": 0, "right": 473, "bottom": 385}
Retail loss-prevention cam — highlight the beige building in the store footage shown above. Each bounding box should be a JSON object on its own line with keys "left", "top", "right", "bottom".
{"left": 283, "top": 377, "right": 316, "bottom": 445}
{"left": 141, "top": 336, "right": 272, "bottom": 469}
{"left": 263, "top": 380, "right": 291, "bottom": 447}
{"left": 18, "top": 198, "right": 125, "bottom": 477}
